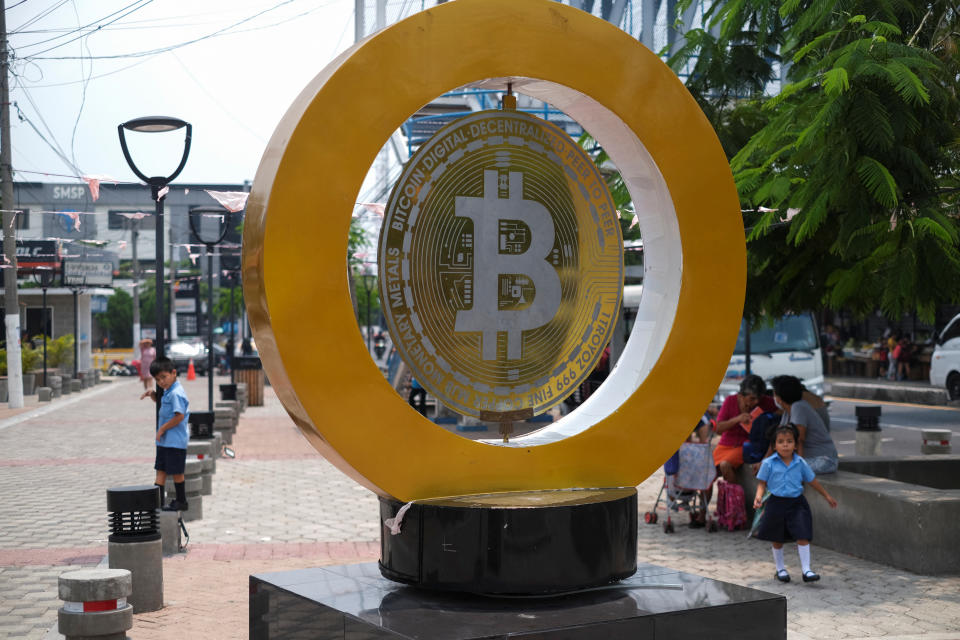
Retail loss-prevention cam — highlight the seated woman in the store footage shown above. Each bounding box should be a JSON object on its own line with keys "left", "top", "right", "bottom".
{"left": 713, "top": 375, "right": 778, "bottom": 482}
{"left": 771, "top": 375, "right": 838, "bottom": 474}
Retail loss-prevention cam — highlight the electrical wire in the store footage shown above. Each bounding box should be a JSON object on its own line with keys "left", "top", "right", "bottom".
{"left": 168, "top": 51, "right": 265, "bottom": 143}
{"left": 12, "top": 0, "right": 70, "bottom": 34}
{"left": 15, "top": 0, "right": 152, "bottom": 50}
{"left": 14, "top": 54, "right": 149, "bottom": 88}
{"left": 23, "top": 0, "right": 305, "bottom": 60}
{"left": 13, "top": 96, "right": 83, "bottom": 177}
{"left": 20, "top": 0, "right": 154, "bottom": 57}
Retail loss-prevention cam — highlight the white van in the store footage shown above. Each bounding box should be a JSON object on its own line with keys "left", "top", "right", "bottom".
{"left": 930, "top": 313, "right": 960, "bottom": 401}
{"left": 718, "top": 314, "right": 824, "bottom": 399}
{"left": 618, "top": 285, "right": 823, "bottom": 398}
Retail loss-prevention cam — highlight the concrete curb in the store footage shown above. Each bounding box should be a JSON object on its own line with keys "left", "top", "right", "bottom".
{"left": 826, "top": 379, "right": 949, "bottom": 406}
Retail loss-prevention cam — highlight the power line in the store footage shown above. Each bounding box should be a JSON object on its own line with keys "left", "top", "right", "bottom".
{"left": 15, "top": 0, "right": 150, "bottom": 49}
{"left": 12, "top": 0, "right": 70, "bottom": 34}
{"left": 19, "top": 0, "right": 154, "bottom": 57}
{"left": 22, "top": 0, "right": 301, "bottom": 61}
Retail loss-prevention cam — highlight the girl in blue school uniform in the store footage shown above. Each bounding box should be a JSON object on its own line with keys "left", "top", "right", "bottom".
{"left": 753, "top": 423, "right": 838, "bottom": 583}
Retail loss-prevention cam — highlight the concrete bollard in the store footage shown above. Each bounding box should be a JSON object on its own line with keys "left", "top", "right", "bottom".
{"left": 106, "top": 485, "right": 163, "bottom": 613}
{"left": 49, "top": 375, "right": 62, "bottom": 398}
{"left": 921, "top": 429, "right": 952, "bottom": 454}
{"left": 855, "top": 406, "right": 882, "bottom": 456}
{"left": 158, "top": 510, "right": 182, "bottom": 555}
{"left": 163, "top": 459, "right": 204, "bottom": 522}
{"left": 38, "top": 387, "right": 52, "bottom": 402}
{"left": 58, "top": 568, "right": 132, "bottom": 640}
{"left": 213, "top": 408, "right": 237, "bottom": 444}
{"left": 212, "top": 432, "right": 223, "bottom": 459}
{"left": 236, "top": 382, "right": 249, "bottom": 412}
{"left": 70, "top": 379, "right": 82, "bottom": 393}
{"left": 61, "top": 378, "right": 72, "bottom": 395}
{"left": 187, "top": 440, "right": 215, "bottom": 496}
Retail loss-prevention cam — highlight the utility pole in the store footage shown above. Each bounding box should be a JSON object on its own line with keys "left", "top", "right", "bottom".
{"left": 1, "top": 0, "right": 24, "bottom": 408}
{"left": 131, "top": 218, "right": 140, "bottom": 358}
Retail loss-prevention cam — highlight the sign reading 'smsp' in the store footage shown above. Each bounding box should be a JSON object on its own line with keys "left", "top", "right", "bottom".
{"left": 379, "top": 110, "right": 623, "bottom": 418}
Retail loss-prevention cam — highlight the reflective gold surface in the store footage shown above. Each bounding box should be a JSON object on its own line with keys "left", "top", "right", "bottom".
{"left": 242, "top": 0, "right": 745, "bottom": 500}
{"left": 379, "top": 110, "right": 622, "bottom": 418}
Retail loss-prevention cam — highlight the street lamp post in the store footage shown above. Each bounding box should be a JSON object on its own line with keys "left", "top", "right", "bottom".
{"left": 188, "top": 207, "right": 230, "bottom": 411}
{"left": 33, "top": 267, "right": 55, "bottom": 387}
{"left": 63, "top": 278, "right": 84, "bottom": 379}
{"left": 118, "top": 116, "right": 191, "bottom": 415}
{"left": 361, "top": 270, "right": 376, "bottom": 356}
{"left": 226, "top": 265, "right": 239, "bottom": 384}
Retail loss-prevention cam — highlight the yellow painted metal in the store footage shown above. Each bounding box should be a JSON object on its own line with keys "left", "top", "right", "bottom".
{"left": 242, "top": 0, "right": 745, "bottom": 501}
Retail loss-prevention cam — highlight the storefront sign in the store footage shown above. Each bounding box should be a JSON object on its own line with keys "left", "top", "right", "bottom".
{"left": 63, "top": 260, "right": 113, "bottom": 286}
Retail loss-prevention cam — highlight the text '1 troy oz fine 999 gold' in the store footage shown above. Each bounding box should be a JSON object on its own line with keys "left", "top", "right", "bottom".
{"left": 379, "top": 110, "right": 623, "bottom": 418}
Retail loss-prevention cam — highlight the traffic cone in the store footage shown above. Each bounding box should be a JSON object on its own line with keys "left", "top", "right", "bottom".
{"left": 187, "top": 359, "right": 196, "bottom": 381}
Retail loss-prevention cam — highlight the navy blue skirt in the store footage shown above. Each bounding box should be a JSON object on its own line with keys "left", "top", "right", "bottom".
{"left": 755, "top": 494, "right": 813, "bottom": 543}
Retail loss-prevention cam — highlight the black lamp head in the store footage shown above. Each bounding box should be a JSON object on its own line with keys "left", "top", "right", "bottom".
{"left": 121, "top": 116, "right": 189, "bottom": 133}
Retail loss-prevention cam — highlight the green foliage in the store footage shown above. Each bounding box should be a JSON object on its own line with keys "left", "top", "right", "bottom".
{"left": 577, "top": 133, "right": 641, "bottom": 241}
{"left": 20, "top": 342, "right": 42, "bottom": 373}
{"left": 352, "top": 272, "right": 381, "bottom": 328}
{"left": 213, "top": 285, "right": 245, "bottom": 326}
{"left": 675, "top": 0, "right": 960, "bottom": 323}
{"left": 95, "top": 288, "right": 134, "bottom": 348}
{"left": 47, "top": 334, "right": 75, "bottom": 369}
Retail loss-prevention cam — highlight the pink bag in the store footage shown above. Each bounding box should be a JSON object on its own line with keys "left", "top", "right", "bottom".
{"left": 716, "top": 480, "right": 747, "bottom": 531}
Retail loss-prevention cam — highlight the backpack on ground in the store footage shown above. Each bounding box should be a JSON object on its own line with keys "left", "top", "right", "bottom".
{"left": 715, "top": 480, "right": 747, "bottom": 531}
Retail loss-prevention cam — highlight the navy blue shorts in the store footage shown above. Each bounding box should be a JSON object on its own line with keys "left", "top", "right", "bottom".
{"left": 755, "top": 495, "right": 813, "bottom": 543}
{"left": 154, "top": 446, "right": 187, "bottom": 475}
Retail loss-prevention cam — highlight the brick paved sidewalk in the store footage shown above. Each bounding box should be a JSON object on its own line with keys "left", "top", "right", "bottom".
{"left": 0, "top": 375, "right": 958, "bottom": 639}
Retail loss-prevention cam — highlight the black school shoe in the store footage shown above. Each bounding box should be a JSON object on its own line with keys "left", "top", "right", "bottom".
{"left": 161, "top": 500, "right": 188, "bottom": 512}
{"left": 802, "top": 571, "right": 820, "bottom": 582}
{"left": 775, "top": 569, "right": 790, "bottom": 583}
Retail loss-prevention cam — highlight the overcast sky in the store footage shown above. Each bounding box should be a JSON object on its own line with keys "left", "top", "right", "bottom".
{"left": 8, "top": 1, "right": 360, "bottom": 186}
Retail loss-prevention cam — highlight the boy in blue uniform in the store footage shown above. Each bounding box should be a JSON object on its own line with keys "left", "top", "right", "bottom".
{"left": 141, "top": 357, "right": 191, "bottom": 511}
{"left": 753, "top": 423, "right": 837, "bottom": 583}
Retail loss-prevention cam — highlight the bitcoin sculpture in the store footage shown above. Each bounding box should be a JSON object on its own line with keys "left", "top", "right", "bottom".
{"left": 242, "top": 0, "right": 745, "bottom": 500}
{"left": 379, "top": 110, "right": 622, "bottom": 417}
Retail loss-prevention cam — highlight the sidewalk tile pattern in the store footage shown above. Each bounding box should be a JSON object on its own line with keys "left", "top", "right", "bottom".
{"left": 0, "top": 375, "right": 957, "bottom": 639}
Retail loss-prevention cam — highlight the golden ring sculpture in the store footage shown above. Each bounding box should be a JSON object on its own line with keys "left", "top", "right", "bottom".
{"left": 242, "top": 0, "right": 745, "bottom": 501}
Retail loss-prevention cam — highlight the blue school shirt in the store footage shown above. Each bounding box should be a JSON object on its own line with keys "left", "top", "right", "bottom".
{"left": 757, "top": 453, "right": 815, "bottom": 498}
{"left": 157, "top": 380, "right": 190, "bottom": 450}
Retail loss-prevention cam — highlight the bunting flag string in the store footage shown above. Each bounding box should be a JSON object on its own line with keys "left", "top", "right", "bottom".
{"left": 205, "top": 190, "right": 248, "bottom": 212}
{"left": 81, "top": 175, "right": 120, "bottom": 202}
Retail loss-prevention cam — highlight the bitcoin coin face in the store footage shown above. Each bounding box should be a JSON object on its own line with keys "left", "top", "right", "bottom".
{"left": 379, "top": 110, "right": 623, "bottom": 418}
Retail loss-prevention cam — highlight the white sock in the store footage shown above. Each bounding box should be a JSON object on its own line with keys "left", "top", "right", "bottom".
{"left": 798, "top": 544, "right": 811, "bottom": 573}
{"left": 772, "top": 547, "right": 786, "bottom": 572}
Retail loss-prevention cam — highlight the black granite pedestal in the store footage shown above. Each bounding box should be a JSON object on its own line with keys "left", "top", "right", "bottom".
{"left": 250, "top": 562, "right": 786, "bottom": 639}
{"left": 379, "top": 488, "right": 638, "bottom": 594}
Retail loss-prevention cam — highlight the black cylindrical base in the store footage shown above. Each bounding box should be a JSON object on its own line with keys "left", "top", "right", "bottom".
{"left": 379, "top": 488, "right": 637, "bottom": 595}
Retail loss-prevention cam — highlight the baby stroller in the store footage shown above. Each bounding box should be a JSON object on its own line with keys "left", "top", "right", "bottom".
{"left": 644, "top": 416, "right": 718, "bottom": 533}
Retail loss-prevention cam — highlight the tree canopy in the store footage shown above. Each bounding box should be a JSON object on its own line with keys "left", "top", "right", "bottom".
{"left": 669, "top": 0, "right": 960, "bottom": 323}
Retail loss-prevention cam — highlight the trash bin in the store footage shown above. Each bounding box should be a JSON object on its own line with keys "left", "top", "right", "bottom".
{"left": 219, "top": 383, "right": 237, "bottom": 401}
{"left": 233, "top": 356, "right": 264, "bottom": 406}
{"left": 106, "top": 485, "right": 163, "bottom": 613}
{"left": 188, "top": 411, "right": 215, "bottom": 439}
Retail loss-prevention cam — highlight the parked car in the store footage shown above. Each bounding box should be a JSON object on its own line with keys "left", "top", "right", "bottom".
{"left": 930, "top": 313, "right": 960, "bottom": 401}
{"left": 165, "top": 340, "right": 208, "bottom": 376}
